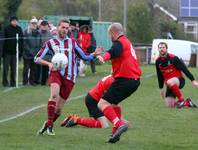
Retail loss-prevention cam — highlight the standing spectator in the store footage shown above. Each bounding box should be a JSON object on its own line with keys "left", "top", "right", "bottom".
{"left": 67, "top": 24, "right": 75, "bottom": 40}
{"left": 36, "top": 20, "right": 52, "bottom": 85}
{"left": 70, "top": 22, "right": 78, "bottom": 40}
{"left": 77, "top": 25, "right": 91, "bottom": 77}
{"left": 50, "top": 26, "right": 57, "bottom": 36}
{"left": 0, "top": 22, "right": 4, "bottom": 71}
{"left": 2, "top": 16, "right": 23, "bottom": 87}
{"left": 155, "top": 42, "right": 198, "bottom": 108}
{"left": 35, "top": 19, "right": 101, "bottom": 136}
{"left": 88, "top": 26, "right": 97, "bottom": 74}
{"left": 23, "top": 18, "right": 42, "bottom": 86}
{"left": 97, "top": 23, "right": 141, "bottom": 143}
{"left": 76, "top": 22, "right": 80, "bottom": 32}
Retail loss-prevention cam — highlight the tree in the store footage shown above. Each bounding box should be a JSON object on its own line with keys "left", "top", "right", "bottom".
{"left": 0, "top": 0, "right": 8, "bottom": 22}
{"left": 127, "top": 3, "right": 154, "bottom": 43}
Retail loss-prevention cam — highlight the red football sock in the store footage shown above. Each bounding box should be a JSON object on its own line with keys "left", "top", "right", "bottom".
{"left": 170, "top": 84, "right": 184, "bottom": 101}
{"left": 53, "top": 113, "right": 60, "bottom": 123}
{"left": 47, "top": 101, "right": 56, "bottom": 126}
{"left": 102, "top": 105, "right": 122, "bottom": 128}
{"left": 77, "top": 118, "right": 102, "bottom": 128}
{"left": 113, "top": 106, "right": 121, "bottom": 119}
{"left": 183, "top": 99, "right": 190, "bottom": 106}
{"left": 112, "top": 126, "right": 117, "bottom": 134}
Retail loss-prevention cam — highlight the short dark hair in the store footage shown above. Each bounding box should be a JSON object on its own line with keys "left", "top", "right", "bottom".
{"left": 10, "top": 16, "right": 18, "bottom": 22}
{"left": 40, "top": 20, "right": 48, "bottom": 26}
{"left": 79, "top": 25, "right": 89, "bottom": 32}
{"left": 70, "top": 22, "right": 76, "bottom": 26}
{"left": 158, "top": 42, "right": 168, "bottom": 49}
{"left": 57, "top": 19, "right": 70, "bottom": 26}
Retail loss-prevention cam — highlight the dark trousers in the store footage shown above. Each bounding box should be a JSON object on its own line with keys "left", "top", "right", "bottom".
{"left": 23, "top": 58, "right": 36, "bottom": 85}
{"left": 90, "top": 59, "right": 96, "bottom": 73}
{"left": 41, "top": 65, "right": 49, "bottom": 85}
{"left": 35, "top": 64, "right": 41, "bottom": 84}
{"left": 2, "top": 54, "right": 16, "bottom": 87}
{"left": 0, "top": 57, "right": 2, "bottom": 71}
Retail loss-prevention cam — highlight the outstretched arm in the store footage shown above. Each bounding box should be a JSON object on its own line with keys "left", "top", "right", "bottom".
{"left": 97, "top": 41, "right": 123, "bottom": 63}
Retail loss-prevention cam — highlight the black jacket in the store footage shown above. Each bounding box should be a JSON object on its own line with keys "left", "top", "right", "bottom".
{"left": 0, "top": 30, "right": 4, "bottom": 58}
{"left": 23, "top": 29, "right": 42, "bottom": 59}
{"left": 3, "top": 24, "right": 23, "bottom": 57}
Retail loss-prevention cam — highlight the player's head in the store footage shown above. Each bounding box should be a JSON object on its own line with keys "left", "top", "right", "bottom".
{"left": 108, "top": 22, "right": 124, "bottom": 41}
{"left": 57, "top": 19, "right": 70, "bottom": 39}
{"left": 10, "top": 16, "right": 18, "bottom": 27}
{"left": 158, "top": 42, "right": 168, "bottom": 57}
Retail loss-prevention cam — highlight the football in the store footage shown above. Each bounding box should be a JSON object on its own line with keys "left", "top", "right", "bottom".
{"left": 51, "top": 53, "right": 68, "bottom": 70}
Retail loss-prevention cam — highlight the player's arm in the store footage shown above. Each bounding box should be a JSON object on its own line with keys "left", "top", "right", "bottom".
{"left": 155, "top": 61, "right": 165, "bottom": 99}
{"left": 173, "top": 56, "right": 195, "bottom": 81}
{"left": 34, "top": 42, "right": 53, "bottom": 70}
{"left": 155, "top": 60, "right": 164, "bottom": 89}
{"left": 173, "top": 56, "right": 198, "bottom": 88}
{"left": 74, "top": 42, "right": 95, "bottom": 61}
{"left": 98, "top": 41, "right": 123, "bottom": 62}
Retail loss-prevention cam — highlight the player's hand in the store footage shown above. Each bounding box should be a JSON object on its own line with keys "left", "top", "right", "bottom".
{"left": 94, "top": 47, "right": 103, "bottom": 56}
{"left": 160, "top": 89, "right": 165, "bottom": 99}
{"left": 48, "top": 62, "right": 53, "bottom": 71}
{"left": 192, "top": 80, "right": 198, "bottom": 89}
{"left": 97, "top": 55, "right": 104, "bottom": 63}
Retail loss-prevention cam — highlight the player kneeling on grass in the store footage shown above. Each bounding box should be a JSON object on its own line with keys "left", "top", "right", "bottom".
{"left": 61, "top": 75, "right": 129, "bottom": 130}
{"left": 155, "top": 42, "right": 198, "bottom": 108}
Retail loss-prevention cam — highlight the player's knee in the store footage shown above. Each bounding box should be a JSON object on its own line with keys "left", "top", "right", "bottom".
{"left": 98, "top": 117, "right": 109, "bottom": 128}
{"left": 55, "top": 108, "right": 62, "bottom": 115}
{"left": 98, "top": 99, "right": 109, "bottom": 110}
{"left": 101, "top": 122, "right": 109, "bottom": 128}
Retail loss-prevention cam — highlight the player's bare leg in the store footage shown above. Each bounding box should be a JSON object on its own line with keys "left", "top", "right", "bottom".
{"left": 37, "top": 83, "right": 60, "bottom": 136}
{"left": 98, "top": 99, "right": 128, "bottom": 143}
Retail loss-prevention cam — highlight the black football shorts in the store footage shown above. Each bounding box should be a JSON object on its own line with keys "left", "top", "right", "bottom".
{"left": 102, "top": 78, "right": 140, "bottom": 105}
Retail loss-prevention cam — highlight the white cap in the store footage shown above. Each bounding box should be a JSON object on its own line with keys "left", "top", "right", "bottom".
{"left": 50, "top": 26, "right": 57, "bottom": 32}
{"left": 30, "top": 18, "right": 38, "bottom": 23}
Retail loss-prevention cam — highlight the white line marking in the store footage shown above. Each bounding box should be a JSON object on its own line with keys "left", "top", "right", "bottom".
{"left": 0, "top": 94, "right": 85, "bottom": 124}
{"left": 142, "top": 73, "right": 155, "bottom": 78}
{"left": 3, "top": 83, "right": 24, "bottom": 93}
{"left": 0, "top": 73, "right": 155, "bottom": 124}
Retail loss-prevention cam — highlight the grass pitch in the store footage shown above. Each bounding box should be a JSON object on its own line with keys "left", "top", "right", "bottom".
{"left": 0, "top": 64, "right": 198, "bottom": 150}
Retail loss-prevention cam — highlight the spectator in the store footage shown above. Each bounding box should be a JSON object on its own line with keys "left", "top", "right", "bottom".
{"left": 36, "top": 20, "right": 52, "bottom": 85}
{"left": 77, "top": 25, "right": 91, "bottom": 77}
{"left": 88, "top": 26, "right": 97, "bottom": 74}
{"left": 50, "top": 26, "right": 57, "bottom": 36}
{"left": 76, "top": 22, "right": 80, "bottom": 31}
{"left": 67, "top": 23, "right": 75, "bottom": 40}
{"left": 70, "top": 22, "right": 78, "bottom": 40}
{"left": 2, "top": 16, "right": 23, "bottom": 87}
{"left": 23, "top": 18, "right": 42, "bottom": 86}
{"left": 0, "top": 22, "right": 4, "bottom": 71}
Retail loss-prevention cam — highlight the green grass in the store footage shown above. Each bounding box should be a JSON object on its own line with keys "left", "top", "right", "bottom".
{"left": 0, "top": 64, "right": 198, "bottom": 150}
